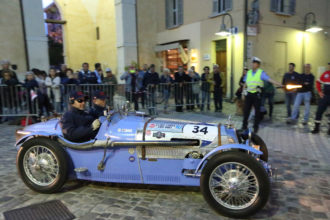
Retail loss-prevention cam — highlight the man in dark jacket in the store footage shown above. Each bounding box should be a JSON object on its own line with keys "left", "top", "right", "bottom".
{"left": 61, "top": 91, "right": 101, "bottom": 142}
{"left": 174, "top": 66, "right": 191, "bottom": 112}
{"left": 213, "top": 64, "right": 223, "bottom": 112}
{"left": 288, "top": 64, "right": 314, "bottom": 125}
{"left": 282, "top": 63, "right": 300, "bottom": 119}
{"left": 143, "top": 64, "right": 160, "bottom": 115}
{"left": 201, "top": 66, "right": 211, "bottom": 111}
{"left": 89, "top": 90, "right": 107, "bottom": 119}
{"left": 78, "top": 62, "right": 98, "bottom": 84}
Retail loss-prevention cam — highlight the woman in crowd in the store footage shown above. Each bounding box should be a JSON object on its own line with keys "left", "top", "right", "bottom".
{"left": 160, "top": 68, "right": 174, "bottom": 113}
{"left": 46, "top": 68, "right": 61, "bottom": 113}
{"left": 23, "top": 72, "right": 39, "bottom": 115}
{"left": 35, "top": 70, "right": 53, "bottom": 116}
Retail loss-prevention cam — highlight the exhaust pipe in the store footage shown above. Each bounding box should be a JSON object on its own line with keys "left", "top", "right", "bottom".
{"left": 57, "top": 137, "right": 199, "bottom": 150}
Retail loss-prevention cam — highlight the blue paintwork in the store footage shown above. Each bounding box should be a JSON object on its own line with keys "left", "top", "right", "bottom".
{"left": 15, "top": 111, "right": 270, "bottom": 187}
{"left": 194, "top": 144, "right": 263, "bottom": 173}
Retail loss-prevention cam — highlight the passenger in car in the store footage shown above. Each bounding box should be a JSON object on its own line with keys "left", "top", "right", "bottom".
{"left": 61, "top": 91, "right": 101, "bottom": 142}
{"left": 89, "top": 90, "right": 107, "bottom": 119}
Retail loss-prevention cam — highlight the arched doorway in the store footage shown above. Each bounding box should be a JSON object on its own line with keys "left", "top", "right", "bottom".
{"left": 43, "top": 0, "right": 65, "bottom": 67}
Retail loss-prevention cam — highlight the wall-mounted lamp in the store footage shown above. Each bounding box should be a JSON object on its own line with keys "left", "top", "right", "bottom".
{"left": 304, "top": 12, "right": 323, "bottom": 33}
{"left": 214, "top": 13, "right": 234, "bottom": 99}
{"left": 215, "top": 13, "right": 233, "bottom": 36}
{"left": 215, "top": 23, "right": 231, "bottom": 36}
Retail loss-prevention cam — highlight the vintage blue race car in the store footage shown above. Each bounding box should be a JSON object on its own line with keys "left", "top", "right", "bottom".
{"left": 15, "top": 107, "right": 272, "bottom": 218}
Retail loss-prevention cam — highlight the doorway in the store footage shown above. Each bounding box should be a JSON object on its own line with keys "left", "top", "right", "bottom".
{"left": 215, "top": 39, "right": 227, "bottom": 95}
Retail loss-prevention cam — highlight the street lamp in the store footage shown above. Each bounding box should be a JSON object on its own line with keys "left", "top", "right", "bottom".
{"left": 215, "top": 23, "right": 231, "bottom": 36}
{"left": 304, "top": 12, "right": 323, "bottom": 33}
{"left": 215, "top": 13, "right": 234, "bottom": 100}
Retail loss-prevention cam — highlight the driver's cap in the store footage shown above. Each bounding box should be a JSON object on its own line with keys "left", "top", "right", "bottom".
{"left": 69, "top": 91, "right": 88, "bottom": 101}
{"left": 93, "top": 90, "right": 107, "bottom": 100}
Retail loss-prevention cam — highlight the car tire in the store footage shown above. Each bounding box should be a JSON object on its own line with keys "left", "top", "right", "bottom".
{"left": 251, "top": 133, "right": 268, "bottom": 162}
{"left": 17, "top": 137, "right": 68, "bottom": 193}
{"left": 200, "top": 151, "right": 270, "bottom": 218}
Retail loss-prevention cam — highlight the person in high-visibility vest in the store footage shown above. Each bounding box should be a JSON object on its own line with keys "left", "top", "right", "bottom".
{"left": 242, "top": 57, "right": 282, "bottom": 133}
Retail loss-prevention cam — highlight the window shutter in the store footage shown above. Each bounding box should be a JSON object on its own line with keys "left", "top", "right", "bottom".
{"left": 178, "top": 0, "right": 183, "bottom": 25}
{"left": 225, "top": 0, "right": 232, "bottom": 11}
{"left": 289, "top": 0, "right": 296, "bottom": 15}
{"left": 165, "top": 0, "right": 172, "bottom": 28}
{"left": 212, "top": 0, "right": 219, "bottom": 14}
{"left": 270, "top": 0, "right": 278, "bottom": 12}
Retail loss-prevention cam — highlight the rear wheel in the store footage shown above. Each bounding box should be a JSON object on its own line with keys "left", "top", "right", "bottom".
{"left": 17, "top": 138, "right": 68, "bottom": 193}
{"left": 200, "top": 151, "right": 270, "bottom": 218}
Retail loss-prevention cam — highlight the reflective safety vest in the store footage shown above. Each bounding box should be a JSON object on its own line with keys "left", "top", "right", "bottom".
{"left": 246, "top": 69, "right": 263, "bottom": 93}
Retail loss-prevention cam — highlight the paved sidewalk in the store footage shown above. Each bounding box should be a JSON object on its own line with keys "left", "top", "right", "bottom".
{"left": 0, "top": 106, "right": 329, "bottom": 220}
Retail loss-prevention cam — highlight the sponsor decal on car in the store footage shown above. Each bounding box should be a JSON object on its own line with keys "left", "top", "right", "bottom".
{"left": 148, "top": 123, "right": 156, "bottom": 128}
{"left": 118, "top": 128, "right": 133, "bottom": 133}
{"left": 128, "top": 148, "right": 135, "bottom": 155}
{"left": 153, "top": 131, "right": 165, "bottom": 139}
{"left": 147, "top": 122, "right": 185, "bottom": 132}
{"left": 129, "top": 156, "right": 135, "bottom": 162}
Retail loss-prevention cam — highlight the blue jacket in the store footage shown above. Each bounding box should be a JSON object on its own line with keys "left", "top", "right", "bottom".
{"left": 61, "top": 107, "right": 98, "bottom": 142}
{"left": 120, "top": 71, "right": 145, "bottom": 92}
{"left": 78, "top": 70, "right": 98, "bottom": 84}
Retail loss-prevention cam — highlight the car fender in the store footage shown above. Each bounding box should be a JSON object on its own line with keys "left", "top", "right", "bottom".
{"left": 194, "top": 144, "right": 263, "bottom": 174}
{"left": 16, "top": 131, "right": 59, "bottom": 148}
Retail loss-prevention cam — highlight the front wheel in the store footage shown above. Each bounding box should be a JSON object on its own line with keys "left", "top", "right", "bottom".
{"left": 17, "top": 138, "right": 68, "bottom": 193}
{"left": 200, "top": 151, "right": 270, "bottom": 218}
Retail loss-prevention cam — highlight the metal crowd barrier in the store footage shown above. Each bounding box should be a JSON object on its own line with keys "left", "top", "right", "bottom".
{"left": 0, "top": 82, "right": 217, "bottom": 120}
{"left": 0, "top": 85, "right": 39, "bottom": 119}
{"left": 61, "top": 82, "right": 217, "bottom": 115}
{"left": 145, "top": 82, "right": 215, "bottom": 114}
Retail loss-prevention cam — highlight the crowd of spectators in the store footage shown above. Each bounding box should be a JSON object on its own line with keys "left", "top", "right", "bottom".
{"left": 1, "top": 58, "right": 324, "bottom": 127}
{"left": 0, "top": 59, "right": 229, "bottom": 119}
{"left": 0, "top": 60, "right": 120, "bottom": 119}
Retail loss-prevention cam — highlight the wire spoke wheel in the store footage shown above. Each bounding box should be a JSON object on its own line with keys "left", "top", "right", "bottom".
{"left": 200, "top": 151, "right": 270, "bottom": 218}
{"left": 17, "top": 138, "right": 68, "bottom": 193}
{"left": 23, "top": 145, "right": 59, "bottom": 186}
{"left": 209, "top": 162, "right": 259, "bottom": 210}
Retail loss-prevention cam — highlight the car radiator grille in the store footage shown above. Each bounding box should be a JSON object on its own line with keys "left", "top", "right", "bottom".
{"left": 136, "top": 146, "right": 200, "bottom": 159}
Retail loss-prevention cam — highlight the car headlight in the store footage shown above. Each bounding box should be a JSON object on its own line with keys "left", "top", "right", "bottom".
{"left": 15, "top": 130, "right": 31, "bottom": 142}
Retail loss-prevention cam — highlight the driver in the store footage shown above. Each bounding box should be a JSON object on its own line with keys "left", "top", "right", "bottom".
{"left": 61, "top": 91, "right": 101, "bottom": 142}
{"left": 89, "top": 90, "right": 107, "bottom": 119}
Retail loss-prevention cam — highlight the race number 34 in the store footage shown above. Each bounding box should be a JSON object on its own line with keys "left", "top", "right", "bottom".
{"left": 192, "top": 126, "right": 208, "bottom": 134}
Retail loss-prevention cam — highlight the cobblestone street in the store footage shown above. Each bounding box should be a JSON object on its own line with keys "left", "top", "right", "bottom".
{"left": 0, "top": 104, "right": 329, "bottom": 220}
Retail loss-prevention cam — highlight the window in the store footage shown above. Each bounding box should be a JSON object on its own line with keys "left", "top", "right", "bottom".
{"left": 166, "top": 0, "right": 183, "bottom": 29}
{"left": 212, "top": 0, "right": 232, "bottom": 15}
{"left": 270, "top": 0, "right": 295, "bottom": 15}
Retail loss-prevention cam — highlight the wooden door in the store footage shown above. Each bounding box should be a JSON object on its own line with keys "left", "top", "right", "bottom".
{"left": 216, "top": 51, "right": 227, "bottom": 95}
